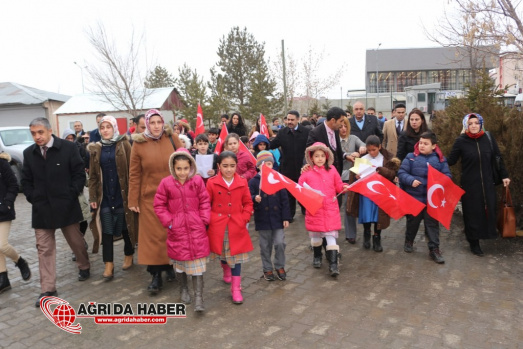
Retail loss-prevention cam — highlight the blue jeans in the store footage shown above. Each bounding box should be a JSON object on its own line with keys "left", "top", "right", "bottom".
{"left": 258, "top": 229, "right": 286, "bottom": 271}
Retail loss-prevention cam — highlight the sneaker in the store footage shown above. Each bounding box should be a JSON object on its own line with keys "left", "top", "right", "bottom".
{"left": 404, "top": 240, "right": 414, "bottom": 253}
{"left": 429, "top": 249, "right": 445, "bottom": 264}
{"left": 263, "top": 270, "right": 275, "bottom": 281}
{"left": 78, "top": 268, "right": 90, "bottom": 281}
{"left": 276, "top": 268, "right": 286, "bottom": 281}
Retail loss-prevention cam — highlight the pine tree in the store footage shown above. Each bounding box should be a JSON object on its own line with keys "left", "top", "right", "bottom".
{"left": 145, "top": 65, "right": 176, "bottom": 89}
{"left": 176, "top": 63, "right": 207, "bottom": 125}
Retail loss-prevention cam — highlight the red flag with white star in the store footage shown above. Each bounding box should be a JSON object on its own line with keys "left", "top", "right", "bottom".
{"left": 260, "top": 163, "right": 323, "bottom": 215}
{"left": 427, "top": 164, "right": 464, "bottom": 229}
{"left": 348, "top": 172, "right": 425, "bottom": 219}
{"left": 195, "top": 103, "right": 205, "bottom": 136}
{"left": 214, "top": 122, "right": 228, "bottom": 155}
{"left": 259, "top": 113, "right": 270, "bottom": 138}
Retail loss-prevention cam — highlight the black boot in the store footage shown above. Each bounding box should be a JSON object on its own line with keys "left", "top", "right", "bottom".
{"left": 15, "top": 256, "right": 31, "bottom": 281}
{"left": 147, "top": 272, "right": 162, "bottom": 294}
{"left": 0, "top": 271, "right": 11, "bottom": 294}
{"left": 312, "top": 246, "right": 323, "bottom": 268}
{"left": 192, "top": 275, "right": 204, "bottom": 312}
{"left": 468, "top": 239, "right": 484, "bottom": 256}
{"left": 326, "top": 248, "right": 339, "bottom": 277}
{"left": 363, "top": 231, "right": 371, "bottom": 249}
{"left": 165, "top": 265, "right": 176, "bottom": 282}
{"left": 372, "top": 234, "right": 383, "bottom": 252}
{"left": 177, "top": 272, "right": 191, "bottom": 304}
{"left": 429, "top": 248, "right": 445, "bottom": 264}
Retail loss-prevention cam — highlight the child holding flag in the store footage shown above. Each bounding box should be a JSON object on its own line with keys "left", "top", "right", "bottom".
{"left": 398, "top": 131, "right": 451, "bottom": 264}
{"left": 206, "top": 151, "right": 254, "bottom": 304}
{"left": 299, "top": 142, "right": 349, "bottom": 277}
{"left": 224, "top": 133, "right": 256, "bottom": 181}
{"left": 248, "top": 151, "right": 291, "bottom": 281}
{"left": 347, "top": 135, "right": 400, "bottom": 252}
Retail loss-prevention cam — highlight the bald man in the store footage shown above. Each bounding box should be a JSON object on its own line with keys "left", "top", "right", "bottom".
{"left": 348, "top": 102, "right": 383, "bottom": 143}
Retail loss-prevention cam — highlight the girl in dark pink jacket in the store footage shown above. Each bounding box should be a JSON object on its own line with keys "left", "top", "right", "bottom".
{"left": 299, "top": 142, "right": 349, "bottom": 277}
{"left": 224, "top": 133, "right": 256, "bottom": 181}
{"left": 154, "top": 149, "right": 211, "bottom": 312}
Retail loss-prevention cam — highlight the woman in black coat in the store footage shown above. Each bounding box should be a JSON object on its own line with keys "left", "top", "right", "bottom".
{"left": 396, "top": 108, "right": 429, "bottom": 161}
{"left": 226, "top": 112, "right": 247, "bottom": 137}
{"left": 447, "top": 113, "right": 510, "bottom": 256}
{"left": 0, "top": 152, "right": 31, "bottom": 293}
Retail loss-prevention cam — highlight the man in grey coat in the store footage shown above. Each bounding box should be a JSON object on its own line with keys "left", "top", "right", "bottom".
{"left": 22, "top": 117, "right": 90, "bottom": 307}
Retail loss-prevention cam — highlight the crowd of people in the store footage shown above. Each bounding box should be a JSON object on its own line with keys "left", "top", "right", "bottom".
{"left": 0, "top": 104, "right": 511, "bottom": 313}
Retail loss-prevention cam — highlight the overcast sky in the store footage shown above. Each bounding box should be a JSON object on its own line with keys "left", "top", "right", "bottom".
{"left": 0, "top": 0, "right": 450, "bottom": 100}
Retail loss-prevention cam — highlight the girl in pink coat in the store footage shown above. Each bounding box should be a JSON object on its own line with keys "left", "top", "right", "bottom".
{"left": 154, "top": 149, "right": 211, "bottom": 312}
{"left": 224, "top": 133, "right": 256, "bottom": 182}
{"left": 299, "top": 142, "right": 349, "bottom": 277}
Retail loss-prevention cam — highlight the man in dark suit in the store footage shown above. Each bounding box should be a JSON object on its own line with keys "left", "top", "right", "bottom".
{"left": 22, "top": 117, "right": 91, "bottom": 307}
{"left": 306, "top": 107, "right": 346, "bottom": 175}
{"left": 270, "top": 110, "right": 310, "bottom": 220}
{"left": 89, "top": 113, "right": 105, "bottom": 143}
{"left": 349, "top": 102, "right": 383, "bottom": 143}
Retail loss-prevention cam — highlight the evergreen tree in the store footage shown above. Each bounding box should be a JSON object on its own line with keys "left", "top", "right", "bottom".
{"left": 210, "top": 27, "right": 278, "bottom": 122}
{"left": 175, "top": 63, "right": 207, "bottom": 125}
{"left": 145, "top": 65, "right": 176, "bottom": 88}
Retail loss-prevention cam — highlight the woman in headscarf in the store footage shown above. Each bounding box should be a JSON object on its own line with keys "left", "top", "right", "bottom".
{"left": 447, "top": 113, "right": 510, "bottom": 256}
{"left": 128, "top": 109, "right": 183, "bottom": 293}
{"left": 88, "top": 116, "right": 136, "bottom": 280}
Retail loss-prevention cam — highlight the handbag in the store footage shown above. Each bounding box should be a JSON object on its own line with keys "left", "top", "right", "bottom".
{"left": 497, "top": 186, "right": 516, "bottom": 238}
{"left": 485, "top": 131, "right": 503, "bottom": 186}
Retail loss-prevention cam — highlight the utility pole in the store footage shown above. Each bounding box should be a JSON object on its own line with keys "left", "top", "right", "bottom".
{"left": 74, "top": 62, "right": 86, "bottom": 93}
{"left": 281, "top": 40, "right": 288, "bottom": 114}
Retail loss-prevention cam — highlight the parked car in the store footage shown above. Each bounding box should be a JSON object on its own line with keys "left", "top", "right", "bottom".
{"left": 0, "top": 127, "right": 33, "bottom": 187}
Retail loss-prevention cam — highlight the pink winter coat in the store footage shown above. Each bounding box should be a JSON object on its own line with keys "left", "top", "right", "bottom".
{"left": 299, "top": 142, "right": 346, "bottom": 232}
{"left": 154, "top": 150, "right": 211, "bottom": 261}
{"left": 236, "top": 150, "right": 256, "bottom": 182}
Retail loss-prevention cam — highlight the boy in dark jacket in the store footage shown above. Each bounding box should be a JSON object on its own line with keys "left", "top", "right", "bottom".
{"left": 398, "top": 131, "right": 451, "bottom": 264}
{"left": 190, "top": 134, "right": 218, "bottom": 183}
{"left": 248, "top": 151, "right": 291, "bottom": 281}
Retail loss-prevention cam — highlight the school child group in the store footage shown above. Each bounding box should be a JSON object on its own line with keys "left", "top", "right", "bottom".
{"left": 149, "top": 123, "right": 451, "bottom": 313}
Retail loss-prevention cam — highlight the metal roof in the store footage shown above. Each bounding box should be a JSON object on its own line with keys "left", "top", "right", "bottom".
{"left": 0, "top": 82, "right": 71, "bottom": 105}
{"left": 54, "top": 87, "right": 176, "bottom": 114}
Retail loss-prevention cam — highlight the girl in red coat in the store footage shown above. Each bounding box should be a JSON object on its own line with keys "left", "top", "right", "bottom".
{"left": 224, "top": 133, "right": 256, "bottom": 182}
{"left": 299, "top": 142, "right": 349, "bottom": 277}
{"left": 154, "top": 149, "right": 211, "bottom": 312}
{"left": 206, "top": 151, "right": 254, "bottom": 304}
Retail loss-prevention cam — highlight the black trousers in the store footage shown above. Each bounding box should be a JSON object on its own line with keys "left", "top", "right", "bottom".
{"left": 102, "top": 230, "right": 134, "bottom": 263}
{"left": 406, "top": 208, "right": 440, "bottom": 250}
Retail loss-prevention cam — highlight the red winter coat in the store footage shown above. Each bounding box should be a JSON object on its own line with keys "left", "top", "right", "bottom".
{"left": 236, "top": 150, "right": 256, "bottom": 182}
{"left": 206, "top": 173, "right": 254, "bottom": 256}
{"left": 154, "top": 151, "right": 211, "bottom": 261}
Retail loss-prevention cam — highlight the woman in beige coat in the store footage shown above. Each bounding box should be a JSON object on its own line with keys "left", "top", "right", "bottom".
{"left": 129, "top": 109, "right": 183, "bottom": 294}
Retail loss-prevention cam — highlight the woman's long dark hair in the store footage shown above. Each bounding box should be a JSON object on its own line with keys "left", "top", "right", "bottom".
{"left": 405, "top": 108, "right": 428, "bottom": 138}
{"left": 227, "top": 112, "right": 246, "bottom": 133}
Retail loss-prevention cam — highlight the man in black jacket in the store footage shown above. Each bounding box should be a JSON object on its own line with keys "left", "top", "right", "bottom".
{"left": 349, "top": 102, "right": 383, "bottom": 143}
{"left": 22, "top": 117, "right": 91, "bottom": 307}
{"left": 306, "top": 107, "right": 346, "bottom": 175}
{"left": 270, "top": 110, "right": 310, "bottom": 220}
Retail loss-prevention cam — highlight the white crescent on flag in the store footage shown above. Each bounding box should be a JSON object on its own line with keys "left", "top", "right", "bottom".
{"left": 367, "top": 181, "right": 397, "bottom": 200}
{"left": 267, "top": 173, "right": 280, "bottom": 184}
{"left": 427, "top": 184, "right": 445, "bottom": 208}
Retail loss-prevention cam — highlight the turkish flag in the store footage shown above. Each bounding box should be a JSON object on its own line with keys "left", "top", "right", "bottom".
{"left": 349, "top": 172, "right": 425, "bottom": 219}
{"left": 195, "top": 104, "right": 205, "bottom": 136}
{"left": 260, "top": 163, "right": 323, "bottom": 215}
{"left": 238, "top": 140, "right": 257, "bottom": 166}
{"left": 214, "top": 122, "right": 228, "bottom": 155}
{"left": 427, "top": 164, "right": 465, "bottom": 229}
{"left": 259, "top": 113, "right": 270, "bottom": 138}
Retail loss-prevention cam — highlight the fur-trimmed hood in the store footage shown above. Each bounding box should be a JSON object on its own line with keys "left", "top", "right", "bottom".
{"left": 305, "top": 142, "right": 334, "bottom": 167}
{"left": 0, "top": 152, "right": 11, "bottom": 162}
{"left": 168, "top": 148, "right": 198, "bottom": 181}
{"left": 131, "top": 123, "right": 173, "bottom": 144}
{"left": 86, "top": 134, "right": 130, "bottom": 153}
{"left": 178, "top": 134, "right": 192, "bottom": 149}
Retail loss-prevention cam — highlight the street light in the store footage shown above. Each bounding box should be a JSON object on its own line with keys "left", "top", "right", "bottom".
{"left": 74, "top": 62, "right": 87, "bottom": 93}
{"left": 376, "top": 43, "right": 382, "bottom": 105}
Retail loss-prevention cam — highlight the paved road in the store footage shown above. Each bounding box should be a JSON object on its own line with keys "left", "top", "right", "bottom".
{"left": 1, "top": 192, "right": 522, "bottom": 348}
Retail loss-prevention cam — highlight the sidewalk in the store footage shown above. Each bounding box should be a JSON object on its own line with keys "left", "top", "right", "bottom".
{"left": 1, "top": 193, "right": 522, "bottom": 348}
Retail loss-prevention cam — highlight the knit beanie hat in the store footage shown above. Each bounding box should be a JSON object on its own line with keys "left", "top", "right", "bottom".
{"left": 256, "top": 150, "right": 274, "bottom": 167}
